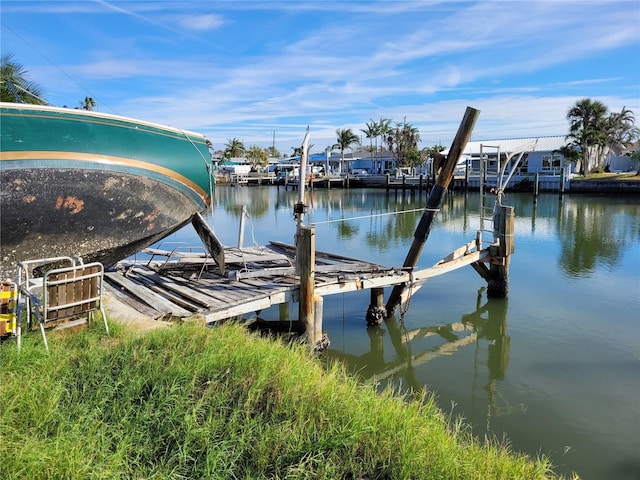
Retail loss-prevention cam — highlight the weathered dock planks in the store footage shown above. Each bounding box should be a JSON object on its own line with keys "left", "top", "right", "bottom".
{"left": 105, "top": 232, "right": 498, "bottom": 326}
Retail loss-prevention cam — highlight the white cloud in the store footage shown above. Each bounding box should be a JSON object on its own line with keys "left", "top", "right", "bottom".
{"left": 176, "top": 14, "right": 224, "bottom": 31}
{"left": 3, "top": 1, "right": 638, "bottom": 152}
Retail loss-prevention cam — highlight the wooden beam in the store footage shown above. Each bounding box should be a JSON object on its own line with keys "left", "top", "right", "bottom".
{"left": 298, "top": 226, "right": 317, "bottom": 345}
{"left": 104, "top": 272, "right": 174, "bottom": 317}
{"left": 386, "top": 107, "right": 480, "bottom": 315}
{"left": 203, "top": 290, "right": 290, "bottom": 322}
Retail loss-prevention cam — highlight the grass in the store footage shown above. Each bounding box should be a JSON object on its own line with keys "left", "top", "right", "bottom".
{"left": 0, "top": 321, "right": 574, "bottom": 479}
{"left": 577, "top": 171, "right": 640, "bottom": 181}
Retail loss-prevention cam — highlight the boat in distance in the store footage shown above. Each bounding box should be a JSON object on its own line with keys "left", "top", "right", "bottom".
{"left": 0, "top": 102, "right": 214, "bottom": 278}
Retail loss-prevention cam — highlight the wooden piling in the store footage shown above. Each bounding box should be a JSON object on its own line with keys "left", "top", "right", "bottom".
{"left": 298, "top": 226, "right": 318, "bottom": 345}
{"left": 366, "top": 287, "right": 386, "bottom": 326}
{"left": 386, "top": 106, "right": 481, "bottom": 315}
{"left": 487, "top": 205, "right": 514, "bottom": 298}
{"left": 464, "top": 160, "right": 470, "bottom": 193}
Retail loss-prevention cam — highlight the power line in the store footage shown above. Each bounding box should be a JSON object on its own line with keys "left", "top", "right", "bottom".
{"left": 1, "top": 20, "right": 119, "bottom": 114}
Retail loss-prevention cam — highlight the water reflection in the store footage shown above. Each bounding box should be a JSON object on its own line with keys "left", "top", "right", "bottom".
{"left": 324, "top": 288, "right": 516, "bottom": 431}
{"left": 556, "top": 196, "right": 640, "bottom": 277}
{"left": 211, "top": 187, "right": 639, "bottom": 279}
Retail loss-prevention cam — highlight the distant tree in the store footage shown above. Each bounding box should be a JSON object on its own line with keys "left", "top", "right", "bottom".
{"left": 555, "top": 144, "right": 581, "bottom": 168}
{"left": 423, "top": 144, "right": 446, "bottom": 177}
{"left": 604, "top": 107, "right": 639, "bottom": 160}
{"left": 404, "top": 149, "right": 422, "bottom": 168}
{"left": 265, "top": 145, "right": 281, "bottom": 158}
{"left": 223, "top": 138, "right": 246, "bottom": 158}
{"left": 0, "top": 52, "right": 46, "bottom": 104}
{"left": 79, "top": 96, "right": 96, "bottom": 111}
{"left": 333, "top": 128, "right": 360, "bottom": 173}
{"left": 290, "top": 143, "right": 314, "bottom": 158}
{"left": 246, "top": 145, "right": 268, "bottom": 170}
{"left": 361, "top": 121, "right": 379, "bottom": 157}
{"left": 376, "top": 118, "right": 392, "bottom": 152}
{"left": 565, "top": 99, "right": 639, "bottom": 174}
{"left": 628, "top": 149, "right": 640, "bottom": 176}
{"left": 566, "top": 98, "right": 608, "bottom": 174}
{"left": 386, "top": 120, "right": 421, "bottom": 168}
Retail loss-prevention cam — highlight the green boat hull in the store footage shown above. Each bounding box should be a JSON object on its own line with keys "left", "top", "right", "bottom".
{"left": 0, "top": 102, "right": 213, "bottom": 278}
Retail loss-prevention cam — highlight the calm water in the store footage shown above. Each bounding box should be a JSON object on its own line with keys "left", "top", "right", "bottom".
{"left": 165, "top": 186, "right": 639, "bottom": 480}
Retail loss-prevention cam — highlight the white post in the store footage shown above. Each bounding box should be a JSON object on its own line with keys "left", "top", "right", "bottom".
{"left": 295, "top": 128, "right": 310, "bottom": 274}
{"left": 237, "top": 205, "right": 247, "bottom": 248}
{"left": 297, "top": 127, "right": 310, "bottom": 230}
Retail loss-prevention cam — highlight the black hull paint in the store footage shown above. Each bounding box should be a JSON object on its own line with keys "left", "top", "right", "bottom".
{"left": 0, "top": 168, "right": 203, "bottom": 279}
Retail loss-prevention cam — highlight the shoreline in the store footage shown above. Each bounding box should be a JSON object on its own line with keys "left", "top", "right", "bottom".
{"left": 567, "top": 178, "right": 640, "bottom": 194}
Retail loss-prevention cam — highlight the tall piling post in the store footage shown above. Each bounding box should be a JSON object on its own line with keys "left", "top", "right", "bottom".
{"left": 298, "top": 226, "right": 318, "bottom": 345}
{"left": 386, "top": 106, "right": 480, "bottom": 316}
{"left": 487, "top": 205, "right": 514, "bottom": 297}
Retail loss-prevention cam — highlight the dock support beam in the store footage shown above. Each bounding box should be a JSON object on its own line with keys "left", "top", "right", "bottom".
{"left": 298, "top": 226, "right": 321, "bottom": 346}
{"left": 386, "top": 106, "right": 480, "bottom": 316}
{"left": 487, "top": 205, "right": 514, "bottom": 298}
{"left": 366, "top": 287, "right": 386, "bottom": 326}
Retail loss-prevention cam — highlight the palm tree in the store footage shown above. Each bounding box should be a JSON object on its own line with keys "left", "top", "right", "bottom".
{"left": 555, "top": 145, "right": 581, "bottom": 170}
{"left": 605, "top": 107, "right": 639, "bottom": 156}
{"left": 361, "top": 121, "right": 378, "bottom": 157}
{"left": 246, "top": 145, "right": 268, "bottom": 171}
{"left": 424, "top": 144, "right": 446, "bottom": 178}
{"left": 376, "top": 118, "right": 392, "bottom": 154}
{"left": 290, "top": 143, "right": 314, "bottom": 158}
{"left": 386, "top": 120, "right": 421, "bottom": 168}
{"left": 334, "top": 128, "right": 360, "bottom": 174}
{"left": 265, "top": 145, "right": 281, "bottom": 158}
{"left": 566, "top": 100, "right": 639, "bottom": 174}
{"left": 566, "top": 98, "right": 608, "bottom": 174}
{"left": 0, "top": 52, "right": 46, "bottom": 104}
{"left": 80, "top": 96, "right": 96, "bottom": 111}
{"left": 223, "top": 138, "right": 246, "bottom": 158}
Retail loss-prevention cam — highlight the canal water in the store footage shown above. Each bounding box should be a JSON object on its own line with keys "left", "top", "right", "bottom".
{"left": 166, "top": 186, "right": 639, "bottom": 480}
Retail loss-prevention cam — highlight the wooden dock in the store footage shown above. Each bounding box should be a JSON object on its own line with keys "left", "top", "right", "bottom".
{"left": 104, "top": 232, "right": 498, "bottom": 328}
{"left": 105, "top": 242, "right": 400, "bottom": 323}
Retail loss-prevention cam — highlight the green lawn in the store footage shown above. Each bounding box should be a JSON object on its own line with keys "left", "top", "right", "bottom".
{"left": 0, "top": 321, "right": 574, "bottom": 479}
{"left": 578, "top": 172, "right": 640, "bottom": 181}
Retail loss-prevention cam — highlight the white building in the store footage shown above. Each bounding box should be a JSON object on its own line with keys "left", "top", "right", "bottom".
{"left": 452, "top": 136, "right": 570, "bottom": 175}
{"left": 443, "top": 136, "right": 573, "bottom": 191}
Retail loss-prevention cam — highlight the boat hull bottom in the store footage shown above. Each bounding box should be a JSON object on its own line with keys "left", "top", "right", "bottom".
{"left": 0, "top": 168, "right": 205, "bottom": 279}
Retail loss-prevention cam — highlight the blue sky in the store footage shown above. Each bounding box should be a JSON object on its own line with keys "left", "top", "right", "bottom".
{"left": 2, "top": 1, "right": 639, "bottom": 154}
